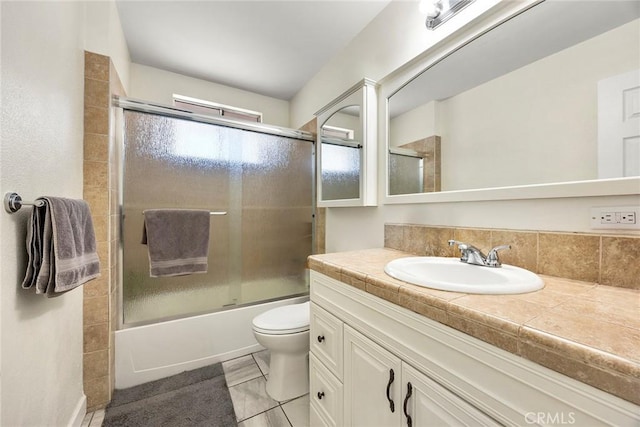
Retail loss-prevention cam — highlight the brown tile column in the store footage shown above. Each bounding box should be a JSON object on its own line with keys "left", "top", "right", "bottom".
{"left": 299, "top": 117, "right": 325, "bottom": 254}
{"left": 83, "top": 51, "right": 125, "bottom": 410}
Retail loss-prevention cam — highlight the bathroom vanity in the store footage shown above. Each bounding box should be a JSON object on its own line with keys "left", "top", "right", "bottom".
{"left": 308, "top": 249, "right": 640, "bottom": 426}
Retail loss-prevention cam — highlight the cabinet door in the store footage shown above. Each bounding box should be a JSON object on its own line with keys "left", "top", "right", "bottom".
{"left": 344, "top": 325, "right": 402, "bottom": 427}
{"left": 401, "top": 364, "right": 499, "bottom": 427}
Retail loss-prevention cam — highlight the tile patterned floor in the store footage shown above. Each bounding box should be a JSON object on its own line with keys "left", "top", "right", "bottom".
{"left": 224, "top": 350, "right": 310, "bottom": 427}
{"left": 81, "top": 349, "right": 309, "bottom": 427}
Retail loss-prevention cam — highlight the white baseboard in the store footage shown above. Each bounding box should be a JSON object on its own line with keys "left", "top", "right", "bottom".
{"left": 68, "top": 394, "right": 87, "bottom": 427}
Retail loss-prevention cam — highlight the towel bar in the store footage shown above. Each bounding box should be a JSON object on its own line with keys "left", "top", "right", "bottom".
{"left": 4, "top": 192, "right": 45, "bottom": 214}
{"left": 141, "top": 210, "right": 227, "bottom": 216}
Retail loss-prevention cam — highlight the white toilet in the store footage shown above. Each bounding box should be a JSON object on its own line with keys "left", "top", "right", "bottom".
{"left": 252, "top": 301, "right": 310, "bottom": 401}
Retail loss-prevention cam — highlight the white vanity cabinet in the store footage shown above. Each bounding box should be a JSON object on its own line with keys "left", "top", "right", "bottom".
{"left": 343, "top": 325, "right": 497, "bottom": 427}
{"left": 309, "top": 270, "right": 640, "bottom": 427}
{"left": 310, "top": 293, "right": 498, "bottom": 426}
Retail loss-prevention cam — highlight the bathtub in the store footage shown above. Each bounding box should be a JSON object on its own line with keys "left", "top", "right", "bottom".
{"left": 115, "top": 295, "right": 308, "bottom": 388}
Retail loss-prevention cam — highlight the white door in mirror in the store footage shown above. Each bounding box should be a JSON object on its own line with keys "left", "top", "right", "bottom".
{"left": 384, "top": 257, "right": 544, "bottom": 294}
{"left": 598, "top": 69, "right": 640, "bottom": 178}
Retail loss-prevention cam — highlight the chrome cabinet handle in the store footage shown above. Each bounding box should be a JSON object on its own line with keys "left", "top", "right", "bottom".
{"left": 403, "top": 382, "right": 413, "bottom": 427}
{"left": 386, "top": 368, "right": 395, "bottom": 413}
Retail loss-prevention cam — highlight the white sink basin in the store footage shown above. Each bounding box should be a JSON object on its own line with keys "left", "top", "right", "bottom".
{"left": 384, "top": 257, "right": 544, "bottom": 294}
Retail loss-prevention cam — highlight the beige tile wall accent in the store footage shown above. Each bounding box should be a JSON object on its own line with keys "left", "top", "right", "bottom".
{"left": 385, "top": 223, "right": 640, "bottom": 289}
{"left": 299, "top": 117, "right": 325, "bottom": 254}
{"left": 398, "top": 135, "right": 441, "bottom": 192}
{"left": 83, "top": 51, "right": 125, "bottom": 410}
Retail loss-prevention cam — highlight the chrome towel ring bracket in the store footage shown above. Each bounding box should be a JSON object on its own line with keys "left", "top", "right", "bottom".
{"left": 4, "top": 192, "right": 46, "bottom": 214}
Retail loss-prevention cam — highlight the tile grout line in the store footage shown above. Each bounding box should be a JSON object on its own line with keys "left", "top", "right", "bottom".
{"left": 229, "top": 351, "right": 304, "bottom": 426}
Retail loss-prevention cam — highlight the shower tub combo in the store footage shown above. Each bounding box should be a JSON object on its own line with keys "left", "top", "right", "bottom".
{"left": 113, "top": 99, "right": 314, "bottom": 388}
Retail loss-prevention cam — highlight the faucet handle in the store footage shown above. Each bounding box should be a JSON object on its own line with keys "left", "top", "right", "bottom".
{"left": 448, "top": 240, "right": 469, "bottom": 261}
{"left": 486, "top": 244, "right": 511, "bottom": 267}
{"left": 448, "top": 240, "right": 468, "bottom": 249}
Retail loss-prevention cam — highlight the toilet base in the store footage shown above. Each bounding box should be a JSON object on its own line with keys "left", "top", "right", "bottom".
{"left": 252, "top": 329, "right": 310, "bottom": 402}
{"left": 265, "top": 351, "right": 309, "bottom": 402}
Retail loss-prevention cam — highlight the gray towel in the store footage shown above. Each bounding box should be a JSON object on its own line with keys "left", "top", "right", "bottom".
{"left": 142, "top": 209, "right": 210, "bottom": 277}
{"left": 22, "top": 197, "right": 101, "bottom": 296}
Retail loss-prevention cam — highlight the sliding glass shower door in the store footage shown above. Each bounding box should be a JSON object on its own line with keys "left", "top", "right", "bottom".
{"left": 121, "top": 110, "right": 313, "bottom": 325}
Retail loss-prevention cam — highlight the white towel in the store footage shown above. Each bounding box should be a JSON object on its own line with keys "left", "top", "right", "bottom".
{"left": 142, "top": 209, "right": 210, "bottom": 277}
{"left": 22, "top": 197, "right": 100, "bottom": 296}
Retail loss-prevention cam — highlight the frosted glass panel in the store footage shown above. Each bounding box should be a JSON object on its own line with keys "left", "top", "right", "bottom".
{"left": 320, "top": 142, "right": 360, "bottom": 200}
{"left": 122, "top": 111, "right": 312, "bottom": 324}
{"left": 389, "top": 153, "right": 423, "bottom": 195}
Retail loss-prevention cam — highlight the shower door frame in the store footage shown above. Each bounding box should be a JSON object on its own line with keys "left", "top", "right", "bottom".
{"left": 113, "top": 96, "right": 316, "bottom": 329}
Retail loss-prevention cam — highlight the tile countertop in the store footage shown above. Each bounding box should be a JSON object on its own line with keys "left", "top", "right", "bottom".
{"left": 307, "top": 248, "right": 640, "bottom": 406}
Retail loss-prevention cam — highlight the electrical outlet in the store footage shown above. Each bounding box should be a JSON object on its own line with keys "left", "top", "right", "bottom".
{"left": 590, "top": 206, "right": 640, "bottom": 229}
{"left": 620, "top": 212, "right": 636, "bottom": 224}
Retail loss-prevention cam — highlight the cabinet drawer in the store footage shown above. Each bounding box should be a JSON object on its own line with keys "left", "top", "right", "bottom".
{"left": 310, "top": 353, "right": 344, "bottom": 427}
{"left": 310, "top": 401, "right": 331, "bottom": 427}
{"left": 310, "top": 302, "right": 344, "bottom": 379}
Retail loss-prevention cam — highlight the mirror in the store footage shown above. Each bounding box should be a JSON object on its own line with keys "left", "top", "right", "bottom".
{"left": 385, "top": 0, "right": 640, "bottom": 199}
{"left": 317, "top": 78, "right": 377, "bottom": 207}
{"left": 319, "top": 105, "right": 362, "bottom": 201}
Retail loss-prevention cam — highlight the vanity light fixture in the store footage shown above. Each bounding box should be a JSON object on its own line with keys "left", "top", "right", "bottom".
{"left": 419, "top": 0, "right": 475, "bottom": 30}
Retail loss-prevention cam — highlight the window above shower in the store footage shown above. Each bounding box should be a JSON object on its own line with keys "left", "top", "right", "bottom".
{"left": 173, "top": 94, "right": 263, "bottom": 122}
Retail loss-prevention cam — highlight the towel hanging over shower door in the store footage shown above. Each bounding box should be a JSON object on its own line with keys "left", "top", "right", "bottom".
{"left": 142, "top": 209, "right": 211, "bottom": 277}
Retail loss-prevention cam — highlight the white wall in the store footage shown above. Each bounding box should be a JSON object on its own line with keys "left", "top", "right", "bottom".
{"left": 439, "top": 19, "right": 639, "bottom": 190}
{"left": 290, "top": 0, "right": 501, "bottom": 129}
{"left": 390, "top": 101, "right": 439, "bottom": 147}
{"left": 84, "top": 0, "right": 132, "bottom": 92}
{"left": 325, "top": 194, "right": 640, "bottom": 253}
{"left": 291, "top": 0, "right": 640, "bottom": 253}
{"left": 1, "top": 2, "right": 86, "bottom": 426}
{"left": 129, "top": 63, "right": 291, "bottom": 127}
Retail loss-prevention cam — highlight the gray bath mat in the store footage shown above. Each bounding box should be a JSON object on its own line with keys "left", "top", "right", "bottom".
{"left": 103, "top": 363, "right": 236, "bottom": 427}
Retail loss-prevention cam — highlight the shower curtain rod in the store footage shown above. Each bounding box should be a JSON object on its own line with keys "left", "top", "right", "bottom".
{"left": 113, "top": 96, "right": 315, "bottom": 142}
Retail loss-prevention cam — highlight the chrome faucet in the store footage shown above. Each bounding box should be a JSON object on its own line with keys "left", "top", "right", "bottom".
{"left": 448, "top": 240, "right": 511, "bottom": 268}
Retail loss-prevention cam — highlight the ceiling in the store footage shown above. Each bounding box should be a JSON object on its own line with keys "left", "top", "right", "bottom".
{"left": 116, "top": 0, "right": 391, "bottom": 101}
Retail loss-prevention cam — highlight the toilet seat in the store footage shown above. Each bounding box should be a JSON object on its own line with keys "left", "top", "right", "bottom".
{"left": 252, "top": 301, "right": 310, "bottom": 335}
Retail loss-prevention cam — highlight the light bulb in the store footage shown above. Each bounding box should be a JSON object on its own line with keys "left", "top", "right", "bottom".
{"left": 419, "top": 0, "right": 443, "bottom": 18}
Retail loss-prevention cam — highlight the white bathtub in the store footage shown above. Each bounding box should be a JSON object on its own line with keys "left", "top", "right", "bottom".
{"left": 115, "top": 296, "right": 308, "bottom": 388}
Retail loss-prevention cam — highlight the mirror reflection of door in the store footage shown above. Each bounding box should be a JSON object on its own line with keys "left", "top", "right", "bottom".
{"left": 598, "top": 69, "right": 640, "bottom": 178}
{"left": 320, "top": 105, "right": 362, "bottom": 201}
